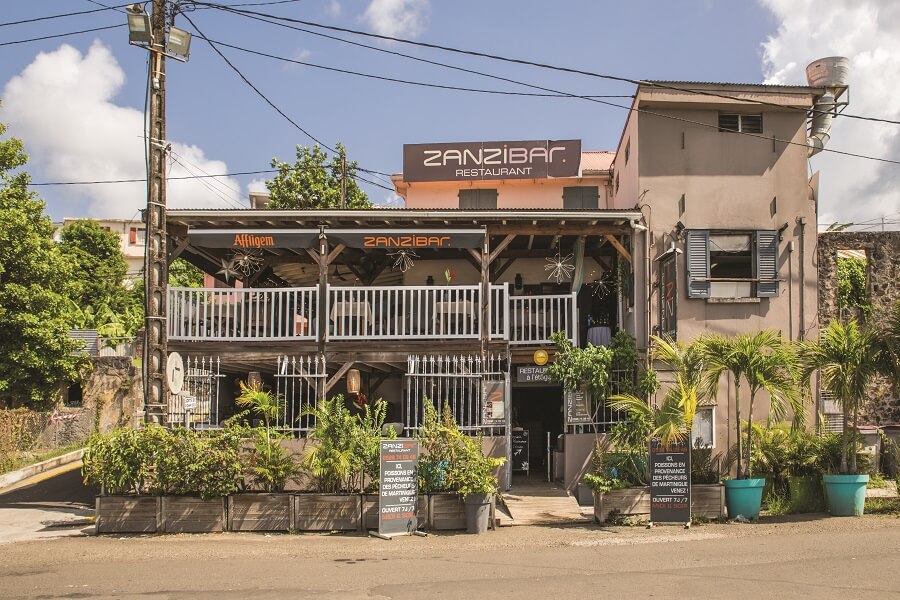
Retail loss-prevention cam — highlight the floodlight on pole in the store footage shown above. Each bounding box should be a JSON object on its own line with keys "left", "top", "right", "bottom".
{"left": 127, "top": 13, "right": 152, "bottom": 45}
{"left": 166, "top": 26, "right": 192, "bottom": 59}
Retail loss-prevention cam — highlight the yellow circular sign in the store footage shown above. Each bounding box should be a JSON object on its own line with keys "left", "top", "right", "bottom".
{"left": 533, "top": 349, "right": 548, "bottom": 366}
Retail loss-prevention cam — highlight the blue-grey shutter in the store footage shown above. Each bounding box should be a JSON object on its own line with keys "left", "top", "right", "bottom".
{"left": 459, "top": 189, "right": 497, "bottom": 209}
{"left": 755, "top": 230, "right": 779, "bottom": 297}
{"left": 685, "top": 230, "right": 710, "bottom": 298}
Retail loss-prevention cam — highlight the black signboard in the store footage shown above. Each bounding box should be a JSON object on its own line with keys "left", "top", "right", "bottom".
{"left": 378, "top": 439, "right": 419, "bottom": 536}
{"left": 659, "top": 252, "right": 678, "bottom": 340}
{"left": 511, "top": 430, "right": 529, "bottom": 473}
{"left": 649, "top": 439, "right": 691, "bottom": 524}
{"left": 326, "top": 229, "right": 485, "bottom": 250}
{"left": 565, "top": 389, "right": 592, "bottom": 425}
{"left": 403, "top": 140, "right": 582, "bottom": 182}
{"left": 481, "top": 380, "right": 506, "bottom": 426}
{"left": 516, "top": 366, "right": 551, "bottom": 383}
{"left": 189, "top": 228, "right": 320, "bottom": 249}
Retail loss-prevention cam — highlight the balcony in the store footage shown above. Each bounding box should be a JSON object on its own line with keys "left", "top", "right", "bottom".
{"left": 168, "top": 284, "right": 577, "bottom": 345}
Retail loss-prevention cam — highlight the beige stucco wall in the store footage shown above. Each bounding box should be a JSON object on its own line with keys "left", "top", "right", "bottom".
{"left": 622, "top": 101, "right": 819, "bottom": 454}
{"left": 401, "top": 176, "right": 610, "bottom": 208}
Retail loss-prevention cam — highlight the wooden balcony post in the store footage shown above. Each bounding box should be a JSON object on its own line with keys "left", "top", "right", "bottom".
{"left": 480, "top": 234, "right": 489, "bottom": 355}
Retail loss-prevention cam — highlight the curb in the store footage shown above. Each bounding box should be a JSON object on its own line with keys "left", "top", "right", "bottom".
{"left": 0, "top": 449, "right": 86, "bottom": 492}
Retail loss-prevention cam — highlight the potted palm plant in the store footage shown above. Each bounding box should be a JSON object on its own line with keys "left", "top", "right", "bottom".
{"left": 799, "top": 319, "right": 879, "bottom": 516}
{"left": 450, "top": 433, "right": 505, "bottom": 534}
{"left": 701, "top": 331, "right": 803, "bottom": 521}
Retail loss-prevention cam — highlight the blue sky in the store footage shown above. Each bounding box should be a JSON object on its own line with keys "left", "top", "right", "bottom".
{"left": 1, "top": 1, "right": 897, "bottom": 228}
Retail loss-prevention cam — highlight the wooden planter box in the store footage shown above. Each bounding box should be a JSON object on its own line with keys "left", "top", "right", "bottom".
{"left": 161, "top": 496, "right": 226, "bottom": 533}
{"left": 363, "top": 494, "right": 428, "bottom": 531}
{"left": 293, "top": 494, "right": 361, "bottom": 531}
{"left": 228, "top": 494, "right": 292, "bottom": 532}
{"left": 427, "top": 493, "right": 496, "bottom": 531}
{"left": 594, "top": 487, "right": 650, "bottom": 523}
{"left": 691, "top": 484, "right": 724, "bottom": 519}
{"left": 95, "top": 495, "right": 160, "bottom": 534}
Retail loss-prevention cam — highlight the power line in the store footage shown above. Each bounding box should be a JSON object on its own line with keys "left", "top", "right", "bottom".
{"left": 205, "top": 37, "right": 635, "bottom": 100}
{"left": 0, "top": 23, "right": 125, "bottom": 47}
{"left": 197, "top": 5, "right": 900, "bottom": 167}
{"left": 0, "top": 4, "right": 130, "bottom": 27}
{"left": 199, "top": 1, "right": 900, "bottom": 128}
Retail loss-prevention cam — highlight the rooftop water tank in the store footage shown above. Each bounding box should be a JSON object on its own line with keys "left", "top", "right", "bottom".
{"left": 806, "top": 57, "right": 850, "bottom": 88}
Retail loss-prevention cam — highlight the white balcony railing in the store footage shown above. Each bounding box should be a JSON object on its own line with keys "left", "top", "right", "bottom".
{"left": 168, "top": 284, "right": 576, "bottom": 344}
{"left": 508, "top": 292, "right": 578, "bottom": 345}
{"left": 168, "top": 287, "right": 319, "bottom": 341}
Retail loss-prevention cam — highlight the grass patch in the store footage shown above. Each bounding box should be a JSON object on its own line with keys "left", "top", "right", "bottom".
{"left": 868, "top": 473, "right": 892, "bottom": 489}
{"left": 0, "top": 443, "right": 84, "bottom": 475}
{"left": 865, "top": 497, "right": 900, "bottom": 515}
{"left": 763, "top": 492, "right": 792, "bottom": 516}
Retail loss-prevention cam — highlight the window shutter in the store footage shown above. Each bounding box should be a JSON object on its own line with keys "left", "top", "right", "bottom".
{"left": 459, "top": 189, "right": 497, "bottom": 209}
{"left": 129, "top": 227, "right": 137, "bottom": 244}
{"left": 685, "top": 229, "right": 710, "bottom": 298}
{"left": 755, "top": 230, "right": 779, "bottom": 297}
{"left": 562, "top": 187, "right": 581, "bottom": 209}
{"left": 562, "top": 186, "right": 599, "bottom": 209}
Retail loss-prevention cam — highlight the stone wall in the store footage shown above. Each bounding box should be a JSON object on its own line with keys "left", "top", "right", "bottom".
{"left": 80, "top": 357, "right": 144, "bottom": 433}
{"left": 818, "top": 231, "right": 900, "bottom": 424}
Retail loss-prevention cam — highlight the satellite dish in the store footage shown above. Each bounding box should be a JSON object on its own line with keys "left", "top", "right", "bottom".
{"left": 167, "top": 352, "right": 185, "bottom": 395}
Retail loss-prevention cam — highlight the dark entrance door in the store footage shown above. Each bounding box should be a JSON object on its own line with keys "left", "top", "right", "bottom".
{"left": 511, "top": 384, "right": 563, "bottom": 478}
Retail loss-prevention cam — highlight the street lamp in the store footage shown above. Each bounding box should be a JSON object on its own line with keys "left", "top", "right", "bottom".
{"left": 126, "top": 4, "right": 192, "bottom": 61}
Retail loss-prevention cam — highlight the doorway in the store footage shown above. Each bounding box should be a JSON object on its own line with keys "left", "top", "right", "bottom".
{"left": 511, "top": 384, "right": 563, "bottom": 481}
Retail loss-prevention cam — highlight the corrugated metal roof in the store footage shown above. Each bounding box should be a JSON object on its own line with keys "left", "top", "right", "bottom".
{"left": 642, "top": 80, "right": 816, "bottom": 90}
{"left": 580, "top": 151, "right": 615, "bottom": 172}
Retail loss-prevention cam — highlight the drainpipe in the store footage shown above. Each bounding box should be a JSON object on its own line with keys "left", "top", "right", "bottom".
{"left": 805, "top": 56, "right": 849, "bottom": 157}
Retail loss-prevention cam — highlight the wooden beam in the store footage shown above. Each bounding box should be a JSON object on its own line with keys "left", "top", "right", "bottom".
{"left": 167, "top": 236, "right": 190, "bottom": 263}
{"left": 493, "top": 258, "right": 516, "bottom": 280}
{"left": 305, "top": 248, "right": 321, "bottom": 266}
{"left": 487, "top": 225, "right": 630, "bottom": 236}
{"left": 488, "top": 234, "right": 515, "bottom": 265}
{"left": 467, "top": 248, "right": 482, "bottom": 266}
{"left": 369, "top": 373, "right": 389, "bottom": 396}
{"left": 325, "top": 243, "right": 346, "bottom": 266}
{"left": 324, "top": 361, "right": 355, "bottom": 394}
{"left": 463, "top": 251, "right": 482, "bottom": 272}
{"left": 604, "top": 234, "right": 632, "bottom": 264}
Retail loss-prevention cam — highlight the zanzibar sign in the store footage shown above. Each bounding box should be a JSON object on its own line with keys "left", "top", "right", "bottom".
{"left": 379, "top": 439, "right": 420, "bottom": 536}
{"left": 649, "top": 438, "right": 691, "bottom": 524}
{"left": 327, "top": 229, "right": 485, "bottom": 250}
{"left": 403, "top": 140, "right": 582, "bottom": 182}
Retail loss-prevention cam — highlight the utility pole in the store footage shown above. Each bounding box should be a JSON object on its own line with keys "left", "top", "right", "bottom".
{"left": 340, "top": 147, "right": 348, "bottom": 209}
{"left": 143, "top": 0, "right": 169, "bottom": 424}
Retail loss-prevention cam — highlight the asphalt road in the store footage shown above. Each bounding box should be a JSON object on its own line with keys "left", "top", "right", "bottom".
{"left": 1, "top": 513, "right": 899, "bottom": 599}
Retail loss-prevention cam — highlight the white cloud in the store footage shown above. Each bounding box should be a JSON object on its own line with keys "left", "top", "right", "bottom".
{"left": 376, "top": 192, "right": 404, "bottom": 207}
{"left": 363, "top": 0, "right": 429, "bottom": 38}
{"left": 325, "top": 0, "right": 341, "bottom": 17}
{"left": 0, "top": 41, "right": 243, "bottom": 218}
{"left": 761, "top": 0, "right": 900, "bottom": 229}
{"left": 247, "top": 178, "right": 268, "bottom": 194}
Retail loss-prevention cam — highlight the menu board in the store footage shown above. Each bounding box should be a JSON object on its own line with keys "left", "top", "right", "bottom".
{"left": 511, "top": 430, "right": 529, "bottom": 473}
{"left": 565, "top": 389, "right": 592, "bottom": 425}
{"left": 649, "top": 439, "right": 691, "bottom": 524}
{"left": 481, "top": 380, "right": 506, "bottom": 426}
{"left": 379, "top": 439, "right": 419, "bottom": 536}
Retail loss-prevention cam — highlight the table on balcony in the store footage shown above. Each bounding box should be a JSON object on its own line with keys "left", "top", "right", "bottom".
{"left": 433, "top": 300, "right": 476, "bottom": 335}
{"left": 586, "top": 326, "right": 612, "bottom": 347}
{"left": 330, "top": 299, "right": 373, "bottom": 336}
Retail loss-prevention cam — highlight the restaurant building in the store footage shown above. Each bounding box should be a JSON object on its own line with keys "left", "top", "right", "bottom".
{"left": 162, "top": 59, "right": 848, "bottom": 493}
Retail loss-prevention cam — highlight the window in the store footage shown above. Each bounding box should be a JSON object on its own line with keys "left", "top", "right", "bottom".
{"left": 692, "top": 407, "right": 714, "bottom": 448}
{"left": 624, "top": 138, "right": 631, "bottom": 165}
{"left": 562, "top": 186, "right": 599, "bottom": 209}
{"left": 685, "top": 229, "right": 779, "bottom": 298}
{"left": 458, "top": 188, "right": 497, "bottom": 209}
{"left": 129, "top": 227, "right": 146, "bottom": 245}
{"left": 718, "top": 113, "right": 763, "bottom": 134}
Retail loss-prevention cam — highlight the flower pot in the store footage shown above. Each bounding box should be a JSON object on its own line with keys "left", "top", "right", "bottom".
{"left": 464, "top": 493, "right": 492, "bottom": 534}
{"left": 823, "top": 474, "right": 869, "bottom": 516}
{"left": 787, "top": 476, "right": 825, "bottom": 514}
{"left": 594, "top": 487, "right": 650, "bottom": 523}
{"left": 293, "top": 493, "right": 362, "bottom": 531}
{"left": 691, "top": 483, "right": 724, "bottom": 519}
{"left": 95, "top": 495, "right": 160, "bottom": 534}
{"left": 575, "top": 483, "right": 594, "bottom": 507}
{"left": 724, "top": 478, "right": 765, "bottom": 521}
{"left": 228, "top": 493, "right": 292, "bottom": 532}
{"left": 161, "top": 496, "right": 226, "bottom": 533}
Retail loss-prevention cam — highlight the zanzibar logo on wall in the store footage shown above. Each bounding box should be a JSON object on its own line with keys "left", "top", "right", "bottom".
{"left": 233, "top": 233, "right": 276, "bottom": 248}
{"left": 363, "top": 235, "right": 451, "bottom": 248}
{"left": 403, "top": 139, "right": 582, "bottom": 182}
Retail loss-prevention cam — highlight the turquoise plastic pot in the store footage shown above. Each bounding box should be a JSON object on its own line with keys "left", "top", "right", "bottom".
{"left": 823, "top": 474, "right": 869, "bottom": 516}
{"left": 724, "top": 478, "right": 765, "bottom": 521}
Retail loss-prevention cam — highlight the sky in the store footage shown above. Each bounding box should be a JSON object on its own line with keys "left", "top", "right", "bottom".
{"left": 0, "top": 0, "right": 898, "bottom": 231}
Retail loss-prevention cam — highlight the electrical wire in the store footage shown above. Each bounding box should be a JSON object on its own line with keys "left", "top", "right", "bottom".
{"left": 194, "top": 6, "right": 900, "bottom": 167}
{"left": 0, "top": 4, "right": 132, "bottom": 27}
{"left": 0, "top": 23, "right": 125, "bottom": 47}
{"left": 199, "top": 1, "right": 900, "bottom": 127}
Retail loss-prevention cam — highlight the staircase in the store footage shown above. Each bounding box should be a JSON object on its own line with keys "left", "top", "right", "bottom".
{"left": 500, "top": 478, "right": 590, "bottom": 526}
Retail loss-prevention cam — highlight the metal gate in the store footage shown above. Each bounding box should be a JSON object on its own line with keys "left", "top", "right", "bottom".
{"left": 167, "top": 356, "right": 223, "bottom": 428}
{"left": 403, "top": 353, "right": 508, "bottom": 437}
{"left": 275, "top": 354, "right": 327, "bottom": 436}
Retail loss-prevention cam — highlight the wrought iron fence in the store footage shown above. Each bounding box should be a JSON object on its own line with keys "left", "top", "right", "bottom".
{"left": 565, "top": 368, "right": 632, "bottom": 434}
{"left": 274, "top": 354, "right": 327, "bottom": 435}
{"left": 167, "top": 356, "right": 224, "bottom": 428}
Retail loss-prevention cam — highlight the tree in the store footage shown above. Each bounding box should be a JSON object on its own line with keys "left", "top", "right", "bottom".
{"left": 837, "top": 256, "right": 869, "bottom": 315}
{"left": 701, "top": 331, "right": 803, "bottom": 479}
{"left": 58, "top": 220, "right": 129, "bottom": 313}
{"left": 0, "top": 119, "right": 82, "bottom": 408}
{"left": 799, "top": 319, "right": 881, "bottom": 474}
{"left": 265, "top": 143, "right": 372, "bottom": 209}
{"left": 169, "top": 258, "right": 203, "bottom": 288}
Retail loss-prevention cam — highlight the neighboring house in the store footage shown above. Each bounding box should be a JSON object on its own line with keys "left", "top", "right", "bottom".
{"left": 160, "top": 59, "right": 848, "bottom": 492}
{"left": 53, "top": 217, "right": 146, "bottom": 281}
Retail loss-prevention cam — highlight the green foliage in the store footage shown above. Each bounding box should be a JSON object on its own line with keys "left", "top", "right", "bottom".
{"left": 837, "top": 256, "right": 869, "bottom": 312}
{"left": 607, "top": 373, "right": 698, "bottom": 450}
{"left": 236, "top": 381, "right": 298, "bottom": 492}
{"left": 169, "top": 258, "right": 204, "bottom": 288}
{"left": 547, "top": 330, "right": 612, "bottom": 397}
{"left": 58, "top": 220, "right": 128, "bottom": 312}
{"left": 266, "top": 143, "right": 372, "bottom": 209}
{"left": 82, "top": 427, "right": 157, "bottom": 495}
{"left": 799, "top": 319, "right": 880, "bottom": 474}
{"left": 584, "top": 438, "right": 648, "bottom": 491}
{"left": 301, "top": 395, "right": 393, "bottom": 493}
{"left": 0, "top": 120, "right": 82, "bottom": 408}
{"left": 415, "top": 401, "right": 504, "bottom": 496}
